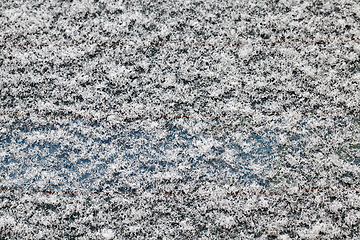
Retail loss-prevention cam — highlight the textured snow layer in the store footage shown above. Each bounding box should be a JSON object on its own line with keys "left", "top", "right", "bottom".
{"left": 1, "top": 0, "right": 360, "bottom": 238}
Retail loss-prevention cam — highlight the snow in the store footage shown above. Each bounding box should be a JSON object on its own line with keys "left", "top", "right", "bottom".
{"left": 1, "top": 0, "right": 360, "bottom": 238}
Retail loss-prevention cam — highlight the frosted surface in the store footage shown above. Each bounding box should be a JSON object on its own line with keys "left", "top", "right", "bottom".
{"left": 1, "top": 0, "right": 360, "bottom": 238}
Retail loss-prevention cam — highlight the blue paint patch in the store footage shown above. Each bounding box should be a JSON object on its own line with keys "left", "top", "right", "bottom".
{"left": 0, "top": 118, "right": 279, "bottom": 192}
{"left": 1, "top": 115, "right": 359, "bottom": 192}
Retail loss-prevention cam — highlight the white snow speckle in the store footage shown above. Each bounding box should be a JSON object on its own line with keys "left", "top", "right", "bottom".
{"left": 101, "top": 229, "right": 115, "bottom": 240}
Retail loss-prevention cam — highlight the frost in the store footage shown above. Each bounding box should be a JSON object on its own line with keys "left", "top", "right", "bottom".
{"left": 1, "top": 0, "right": 360, "bottom": 238}
{"left": 217, "top": 215, "right": 236, "bottom": 229}
{"left": 0, "top": 216, "right": 15, "bottom": 228}
{"left": 278, "top": 234, "right": 291, "bottom": 240}
{"left": 266, "top": 226, "right": 280, "bottom": 237}
{"left": 345, "top": 210, "right": 360, "bottom": 226}
{"left": 101, "top": 229, "right": 115, "bottom": 240}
